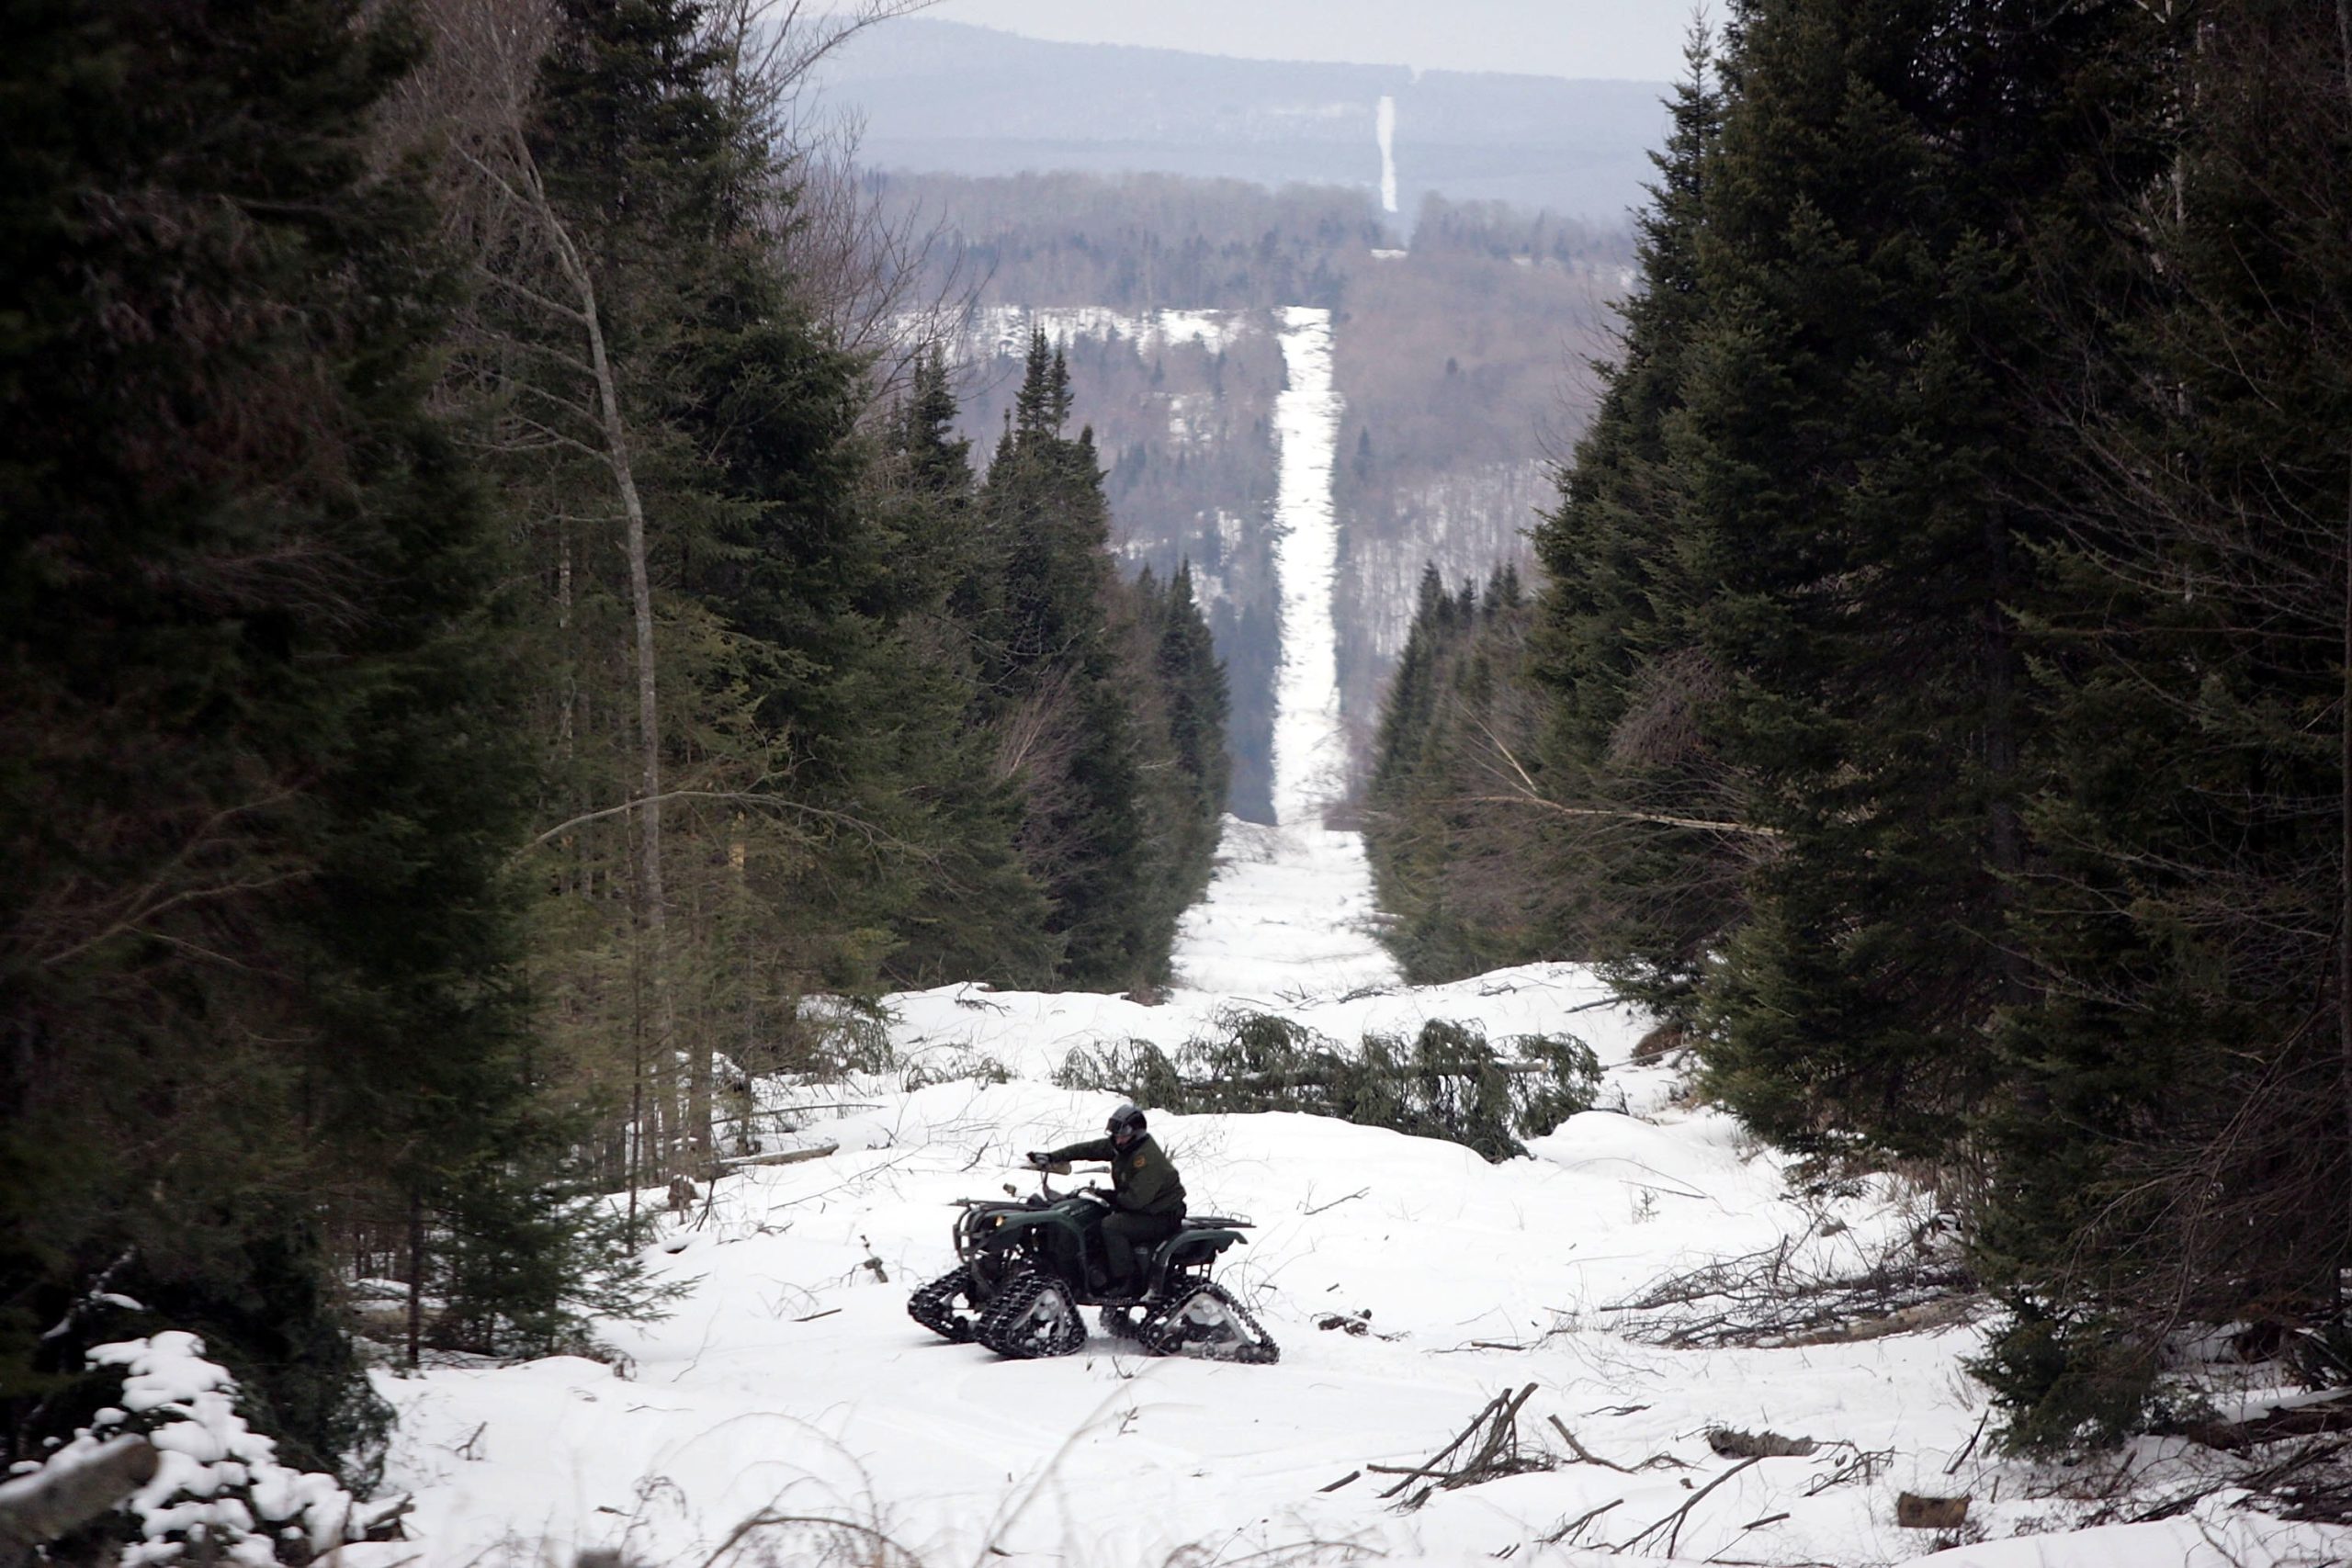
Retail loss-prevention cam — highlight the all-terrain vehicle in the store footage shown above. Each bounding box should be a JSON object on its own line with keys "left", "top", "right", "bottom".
{"left": 908, "top": 1162, "right": 1279, "bottom": 1363}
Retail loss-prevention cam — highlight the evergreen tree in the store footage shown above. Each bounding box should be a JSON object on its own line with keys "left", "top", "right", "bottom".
{"left": 1973, "top": 0, "right": 2347, "bottom": 1445}
{"left": 970, "top": 334, "right": 1224, "bottom": 988}
{"left": 1679, "top": 0, "right": 2144, "bottom": 1161}
{"left": 0, "top": 0, "right": 546, "bottom": 1474}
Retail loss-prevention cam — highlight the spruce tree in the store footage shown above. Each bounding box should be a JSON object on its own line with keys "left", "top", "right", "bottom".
{"left": 0, "top": 0, "right": 538, "bottom": 1472}
{"left": 1680, "top": 0, "right": 2143, "bottom": 1160}
{"left": 1973, "top": 0, "right": 2348, "bottom": 1445}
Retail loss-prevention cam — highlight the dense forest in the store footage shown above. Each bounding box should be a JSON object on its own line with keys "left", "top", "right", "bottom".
{"left": 0, "top": 0, "right": 1226, "bottom": 1522}
{"left": 1369, "top": 0, "right": 2352, "bottom": 1449}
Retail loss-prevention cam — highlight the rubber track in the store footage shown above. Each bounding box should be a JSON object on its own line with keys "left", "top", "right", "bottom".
{"left": 974, "top": 1271, "right": 1086, "bottom": 1359}
{"left": 1139, "top": 1281, "right": 1280, "bottom": 1364}
{"left": 907, "top": 1265, "right": 981, "bottom": 1342}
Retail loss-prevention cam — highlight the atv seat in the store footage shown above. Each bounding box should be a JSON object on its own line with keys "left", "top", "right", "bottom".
{"left": 1154, "top": 1223, "right": 1245, "bottom": 1271}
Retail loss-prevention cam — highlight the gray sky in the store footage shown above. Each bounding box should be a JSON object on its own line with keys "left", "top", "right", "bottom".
{"left": 903, "top": 0, "right": 1695, "bottom": 83}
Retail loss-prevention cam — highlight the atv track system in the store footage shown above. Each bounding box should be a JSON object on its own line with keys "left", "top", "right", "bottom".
{"left": 974, "top": 1271, "right": 1087, "bottom": 1359}
{"left": 1137, "top": 1281, "right": 1280, "bottom": 1364}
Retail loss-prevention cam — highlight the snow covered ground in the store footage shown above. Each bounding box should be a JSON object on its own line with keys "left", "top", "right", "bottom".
{"left": 366, "top": 964, "right": 2352, "bottom": 1567}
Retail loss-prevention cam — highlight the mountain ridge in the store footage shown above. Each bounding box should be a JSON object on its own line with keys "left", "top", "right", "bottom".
{"left": 816, "top": 18, "right": 1670, "bottom": 224}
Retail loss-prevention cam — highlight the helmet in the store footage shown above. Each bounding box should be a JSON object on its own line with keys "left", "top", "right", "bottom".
{"left": 1106, "top": 1103, "right": 1147, "bottom": 1142}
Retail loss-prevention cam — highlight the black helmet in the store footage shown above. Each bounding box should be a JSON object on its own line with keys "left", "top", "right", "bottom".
{"left": 1107, "top": 1102, "right": 1147, "bottom": 1141}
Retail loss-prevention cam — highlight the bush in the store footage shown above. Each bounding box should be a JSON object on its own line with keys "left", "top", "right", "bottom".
{"left": 1057, "top": 1013, "right": 1601, "bottom": 1160}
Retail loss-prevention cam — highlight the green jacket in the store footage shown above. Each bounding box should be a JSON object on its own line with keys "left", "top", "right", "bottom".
{"left": 1047, "top": 1134, "right": 1186, "bottom": 1217}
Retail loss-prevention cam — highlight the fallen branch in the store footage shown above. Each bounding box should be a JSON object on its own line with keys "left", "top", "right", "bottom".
{"left": 0, "top": 1437, "right": 158, "bottom": 1565}
{"left": 1538, "top": 1496, "right": 1622, "bottom": 1546}
{"left": 1617, "top": 1453, "right": 1764, "bottom": 1558}
{"left": 1945, "top": 1409, "right": 1990, "bottom": 1476}
{"left": 2171, "top": 1392, "right": 2352, "bottom": 1452}
{"left": 1375, "top": 1383, "right": 1544, "bottom": 1506}
{"left": 1610, "top": 1235, "right": 1973, "bottom": 1350}
{"left": 721, "top": 1144, "right": 840, "bottom": 1170}
{"left": 1317, "top": 1471, "right": 1360, "bottom": 1494}
{"left": 1304, "top": 1188, "right": 1369, "bottom": 1216}
{"left": 1707, "top": 1427, "right": 1816, "bottom": 1459}
{"left": 1546, "top": 1415, "right": 1685, "bottom": 1474}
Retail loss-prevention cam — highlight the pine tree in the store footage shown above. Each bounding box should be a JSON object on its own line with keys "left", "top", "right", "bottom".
{"left": 1680, "top": 0, "right": 2143, "bottom": 1160}
{"left": 0, "top": 0, "right": 541, "bottom": 1472}
{"left": 1972, "top": 0, "right": 2348, "bottom": 1446}
{"left": 1500, "top": 20, "right": 1753, "bottom": 1016}
{"left": 971, "top": 335, "right": 1226, "bottom": 988}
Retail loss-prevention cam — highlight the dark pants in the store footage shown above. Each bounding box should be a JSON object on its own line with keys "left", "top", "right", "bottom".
{"left": 1100, "top": 1209, "right": 1182, "bottom": 1288}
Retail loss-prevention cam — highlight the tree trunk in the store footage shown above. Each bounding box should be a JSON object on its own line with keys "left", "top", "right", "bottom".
{"left": 1983, "top": 511, "right": 2026, "bottom": 999}
{"left": 524, "top": 152, "right": 698, "bottom": 1182}
{"left": 2337, "top": 0, "right": 2351, "bottom": 1302}
{"left": 405, "top": 1188, "right": 424, "bottom": 1371}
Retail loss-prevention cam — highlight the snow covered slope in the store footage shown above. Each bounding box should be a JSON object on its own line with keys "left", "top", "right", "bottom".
{"left": 368, "top": 963, "right": 2352, "bottom": 1567}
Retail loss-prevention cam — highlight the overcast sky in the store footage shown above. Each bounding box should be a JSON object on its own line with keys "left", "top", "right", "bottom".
{"left": 900, "top": 0, "right": 1696, "bottom": 84}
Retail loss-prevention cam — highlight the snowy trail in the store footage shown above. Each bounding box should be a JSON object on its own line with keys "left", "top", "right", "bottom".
{"left": 1172, "top": 306, "right": 1399, "bottom": 1000}
{"left": 369, "top": 968, "right": 2350, "bottom": 1568}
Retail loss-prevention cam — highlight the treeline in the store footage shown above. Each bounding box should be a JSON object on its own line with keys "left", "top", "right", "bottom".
{"left": 872, "top": 170, "right": 1384, "bottom": 312}
{"left": 1368, "top": 1, "right": 2352, "bottom": 1449}
{"left": 0, "top": 0, "right": 1221, "bottom": 1506}
{"left": 1368, "top": 564, "right": 1555, "bottom": 982}
{"left": 873, "top": 167, "right": 1630, "bottom": 780}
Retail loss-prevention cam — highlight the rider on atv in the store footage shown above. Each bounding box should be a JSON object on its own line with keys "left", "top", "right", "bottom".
{"left": 1028, "top": 1102, "right": 1183, "bottom": 1295}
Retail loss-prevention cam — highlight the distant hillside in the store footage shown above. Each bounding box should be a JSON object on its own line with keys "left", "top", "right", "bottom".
{"left": 818, "top": 19, "right": 1669, "bottom": 227}
{"left": 877, "top": 172, "right": 1632, "bottom": 818}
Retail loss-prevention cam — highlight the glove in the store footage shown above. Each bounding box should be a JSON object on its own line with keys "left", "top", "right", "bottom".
{"left": 1024, "top": 1150, "right": 1050, "bottom": 1169}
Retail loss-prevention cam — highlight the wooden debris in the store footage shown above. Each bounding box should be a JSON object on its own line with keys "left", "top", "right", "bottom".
{"left": 1547, "top": 1415, "right": 1688, "bottom": 1474}
{"left": 1707, "top": 1427, "right": 1818, "bottom": 1459}
{"left": 1317, "top": 1470, "right": 1361, "bottom": 1493}
{"left": 1618, "top": 1453, "right": 1765, "bottom": 1558}
{"left": 1896, "top": 1492, "right": 1971, "bottom": 1529}
{"left": 1778, "top": 1295, "right": 1976, "bottom": 1347}
{"left": 0, "top": 1436, "right": 158, "bottom": 1567}
{"left": 2171, "top": 1392, "right": 2352, "bottom": 1452}
{"left": 1304, "top": 1187, "right": 1370, "bottom": 1215}
{"left": 1375, "top": 1383, "right": 1546, "bottom": 1507}
{"left": 719, "top": 1143, "right": 840, "bottom": 1170}
{"left": 1538, "top": 1496, "right": 1623, "bottom": 1547}
{"left": 1944, "top": 1409, "right": 1990, "bottom": 1475}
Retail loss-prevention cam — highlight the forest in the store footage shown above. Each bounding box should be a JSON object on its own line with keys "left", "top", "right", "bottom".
{"left": 19, "top": 0, "right": 2352, "bottom": 1556}
{"left": 1368, "top": 0, "right": 2352, "bottom": 1449}
{"left": 874, "top": 169, "right": 1634, "bottom": 804}
{"left": 0, "top": 0, "right": 1227, "bottom": 1509}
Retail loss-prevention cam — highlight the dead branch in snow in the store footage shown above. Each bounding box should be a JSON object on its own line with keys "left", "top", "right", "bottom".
{"left": 1546, "top": 1415, "right": 1687, "bottom": 1474}
{"left": 1608, "top": 1227, "right": 1974, "bottom": 1349}
{"left": 1614, "top": 1452, "right": 1764, "bottom": 1558}
{"left": 718, "top": 1143, "right": 840, "bottom": 1170}
{"left": 1373, "top": 1383, "right": 1548, "bottom": 1509}
{"left": 1538, "top": 1495, "right": 1623, "bottom": 1547}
